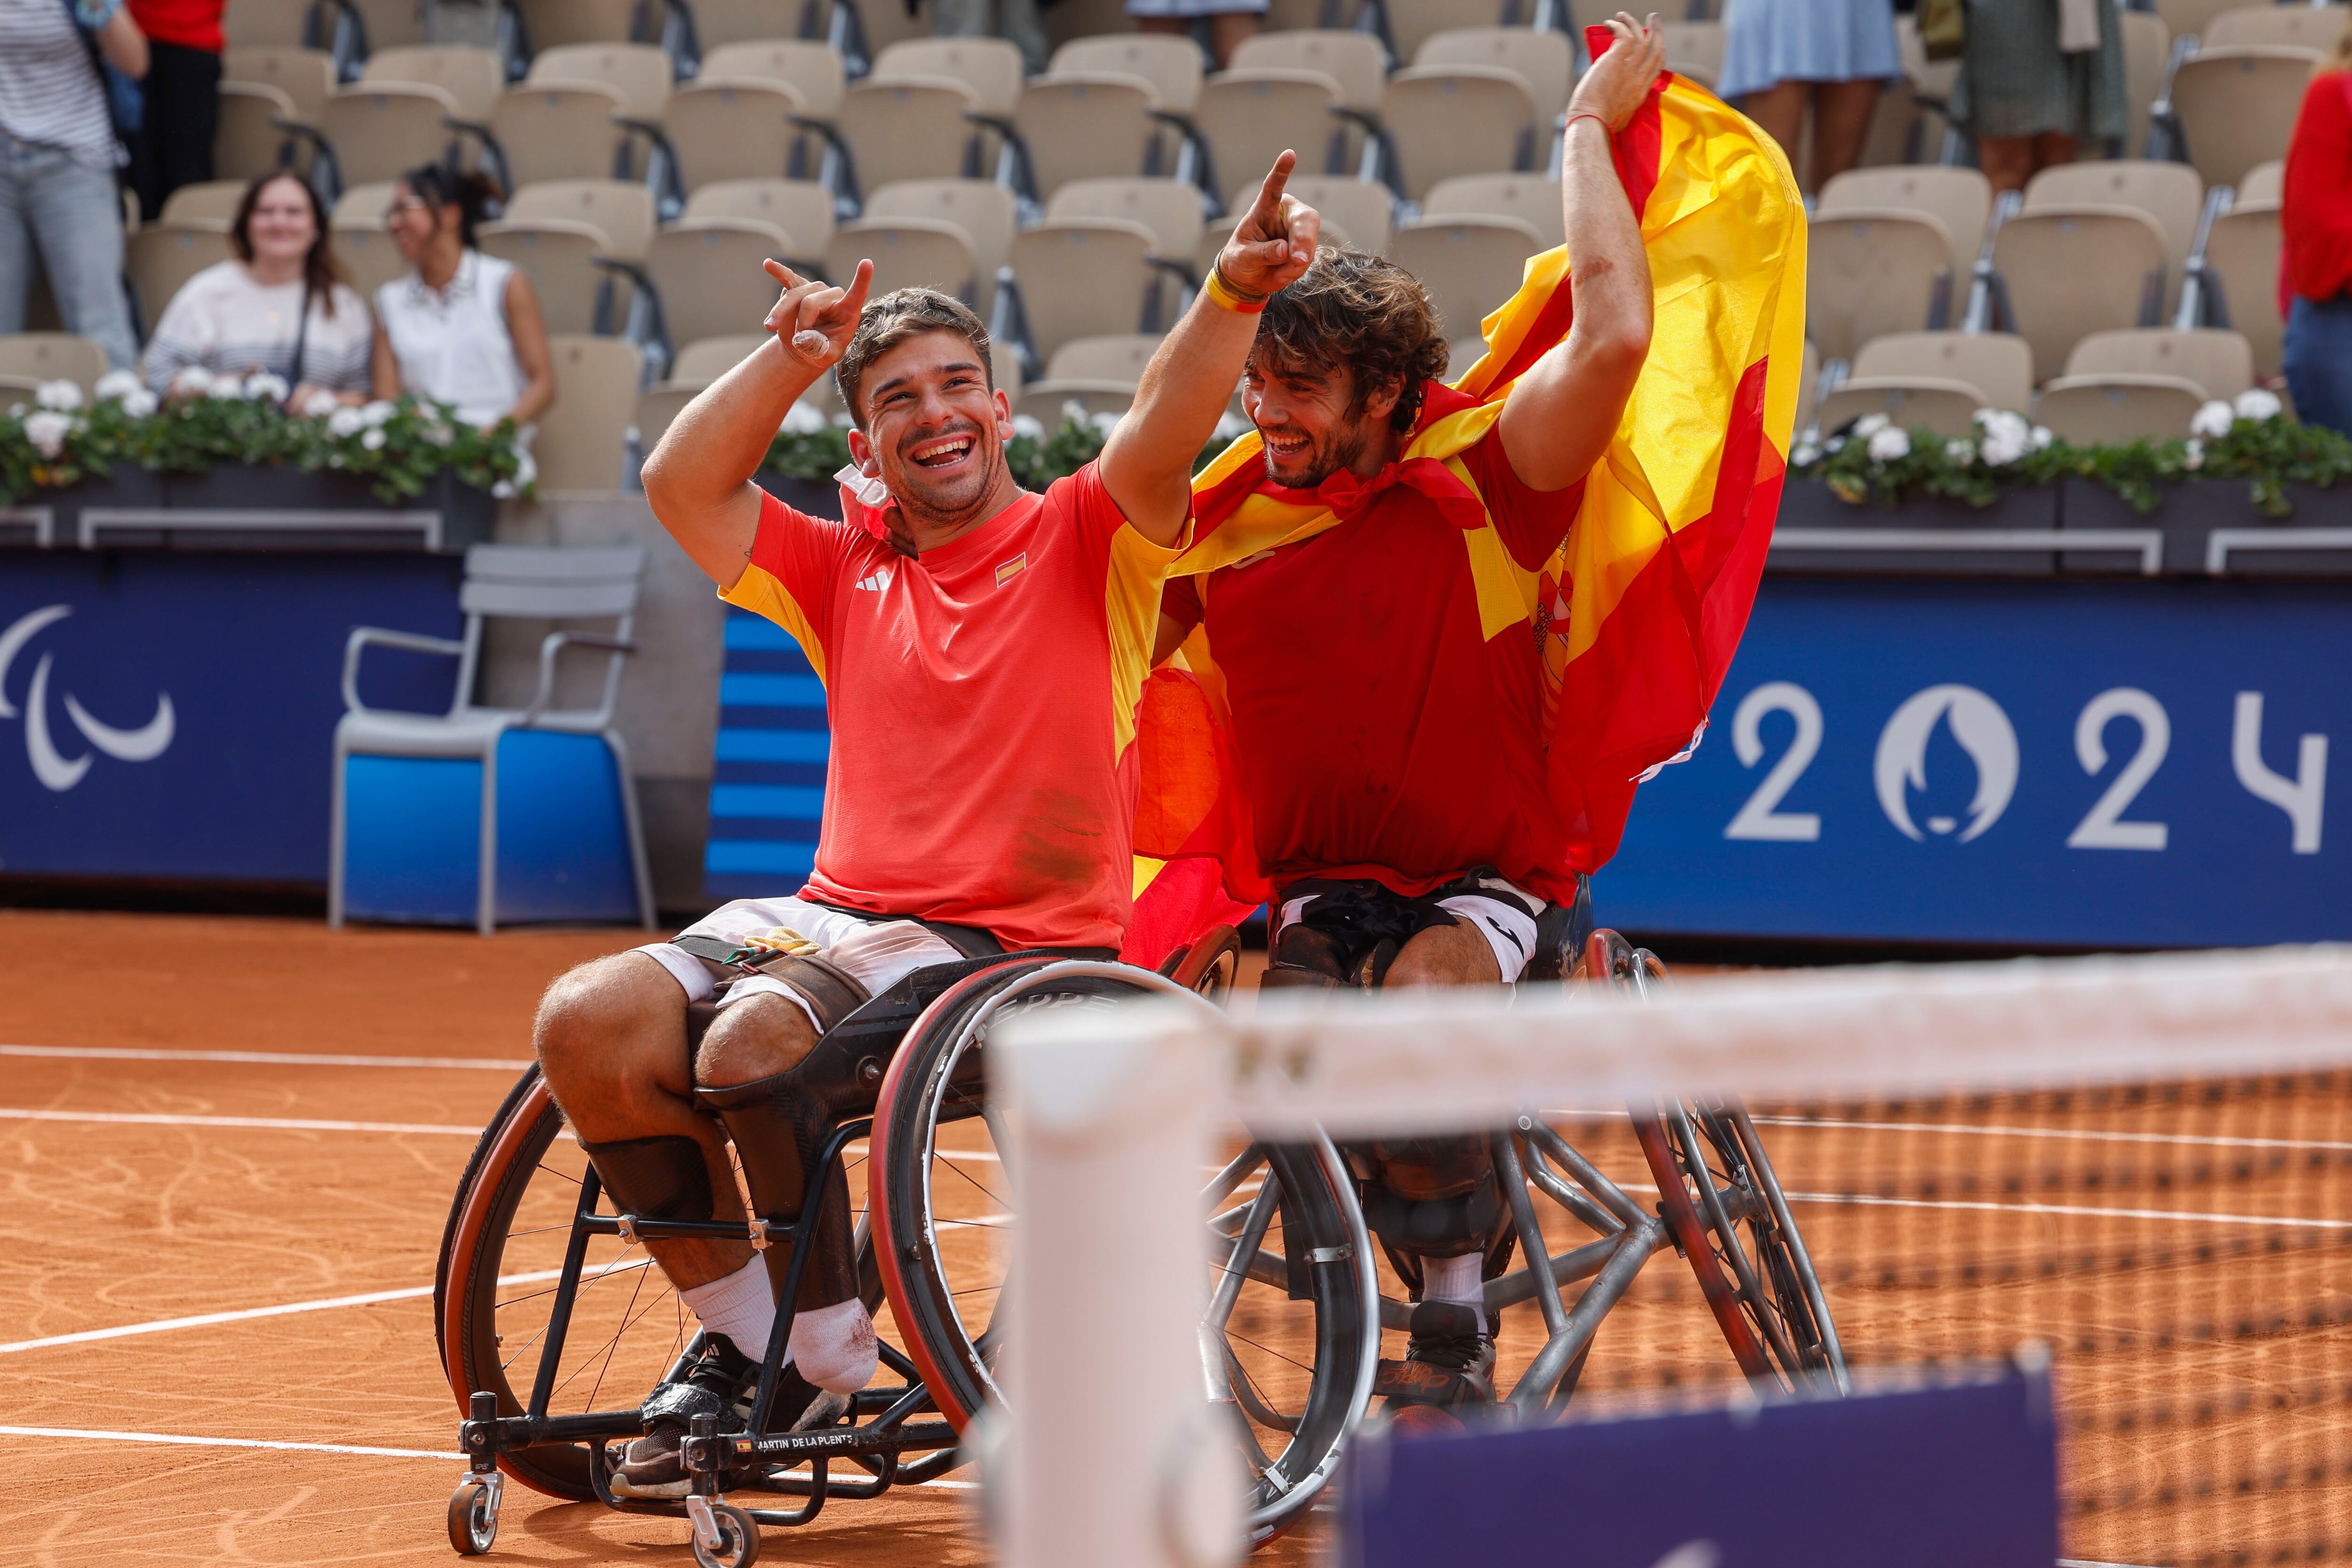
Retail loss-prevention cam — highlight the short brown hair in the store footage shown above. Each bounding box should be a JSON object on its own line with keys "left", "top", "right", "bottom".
{"left": 1253, "top": 247, "right": 1451, "bottom": 431}
{"left": 835, "top": 287, "right": 993, "bottom": 426}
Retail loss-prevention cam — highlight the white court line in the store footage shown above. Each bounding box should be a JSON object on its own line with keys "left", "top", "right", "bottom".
{"left": 0, "top": 1107, "right": 483, "bottom": 1136}
{"left": 1750, "top": 1114, "right": 2352, "bottom": 1155}
{"left": 0, "top": 1043, "right": 532, "bottom": 1071}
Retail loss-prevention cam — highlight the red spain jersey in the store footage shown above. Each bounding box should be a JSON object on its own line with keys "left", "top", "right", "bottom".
{"left": 1160, "top": 430, "right": 1585, "bottom": 905}
{"left": 721, "top": 464, "right": 1179, "bottom": 950}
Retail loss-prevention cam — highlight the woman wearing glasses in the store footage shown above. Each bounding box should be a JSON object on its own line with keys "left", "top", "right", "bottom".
{"left": 371, "top": 165, "right": 556, "bottom": 431}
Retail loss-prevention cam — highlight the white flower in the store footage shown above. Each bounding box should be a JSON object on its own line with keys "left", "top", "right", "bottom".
{"left": 1852, "top": 413, "right": 1891, "bottom": 438}
{"left": 93, "top": 369, "right": 140, "bottom": 402}
{"left": 23, "top": 410, "right": 72, "bottom": 458}
{"left": 358, "top": 399, "right": 398, "bottom": 428}
{"left": 1945, "top": 438, "right": 1975, "bottom": 463}
{"left": 1981, "top": 431, "right": 2026, "bottom": 467}
{"left": 2189, "top": 399, "right": 2235, "bottom": 439}
{"left": 493, "top": 446, "right": 537, "bottom": 500}
{"left": 327, "top": 406, "right": 366, "bottom": 438}
{"left": 1009, "top": 413, "right": 1046, "bottom": 441}
{"left": 1824, "top": 435, "right": 1845, "bottom": 454}
{"left": 782, "top": 401, "right": 829, "bottom": 436}
{"left": 1866, "top": 425, "right": 1911, "bottom": 462}
{"left": 1790, "top": 439, "right": 1821, "bottom": 466}
{"left": 243, "top": 371, "right": 290, "bottom": 403}
{"left": 206, "top": 378, "right": 244, "bottom": 400}
{"left": 119, "top": 388, "right": 158, "bottom": 418}
{"left": 2183, "top": 436, "right": 2205, "bottom": 471}
{"left": 361, "top": 428, "right": 387, "bottom": 451}
{"left": 34, "top": 379, "right": 82, "bottom": 411}
{"left": 300, "top": 389, "right": 342, "bottom": 419}
{"left": 1972, "top": 408, "right": 2029, "bottom": 447}
{"left": 1061, "top": 398, "right": 1090, "bottom": 427}
{"left": 2233, "top": 387, "right": 2283, "bottom": 422}
{"left": 423, "top": 421, "right": 454, "bottom": 447}
{"left": 2029, "top": 425, "right": 2053, "bottom": 450}
{"left": 170, "top": 366, "right": 214, "bottom": 395}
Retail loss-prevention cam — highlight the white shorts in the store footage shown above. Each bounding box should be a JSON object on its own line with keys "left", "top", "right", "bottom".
{"left": 637, "top": 897, "right": 965, "bottom": 1032}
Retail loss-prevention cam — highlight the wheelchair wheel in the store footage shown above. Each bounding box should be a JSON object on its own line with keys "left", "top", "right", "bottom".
{"left": 433, "top": 1064, "right": 885, "bottom": 1501}
{"left": 868, "top": 959, "right": 1380, "bottom": 1547}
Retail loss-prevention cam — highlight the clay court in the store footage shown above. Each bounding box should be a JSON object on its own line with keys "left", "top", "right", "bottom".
{"left": 3, "top": 909, "right": 2347, "bottom": 1567}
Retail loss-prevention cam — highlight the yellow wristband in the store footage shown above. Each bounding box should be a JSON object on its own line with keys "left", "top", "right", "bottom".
{"left": 1204, "top": 263, "right": 1268, "bottom": 315}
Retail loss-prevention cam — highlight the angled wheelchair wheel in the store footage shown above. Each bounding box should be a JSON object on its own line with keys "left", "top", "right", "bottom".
{"left": 433, "top": 1064, "right": 886, "bottom": 1500}
{"left": 868, "top": 958, "right": 1380, "bottom": 1548}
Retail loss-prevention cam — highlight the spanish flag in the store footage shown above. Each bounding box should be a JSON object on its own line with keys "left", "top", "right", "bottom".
{"left": 1121, "top": 44, "right": 1806, "bottom": 968}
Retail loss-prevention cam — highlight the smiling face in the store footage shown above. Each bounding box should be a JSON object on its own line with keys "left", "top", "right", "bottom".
{"left": 244, "top": 175, "right": 318, "bottom": 269}
{"left": 845, "top": 327, "right": 1015, "bottom": 526}
{"left": 1243, "top": 352, "right": 1403, "bottom": 490}
{"left": 383, "top": 179, "right": 452, "bottom": 264}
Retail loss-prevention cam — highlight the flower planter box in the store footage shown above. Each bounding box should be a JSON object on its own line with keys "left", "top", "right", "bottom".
{"left": 0, "top": 463, "right": 164, "bottom": 548}
{"left": 2060, "top": 479, "right": 2352, "bottom": 576}
{"left": 1770, "top": 479, "right": 2060, "bottom": 574}
{"left": 755, "top": 472, "right": 843, "bottom": 521}
{"left": 94, "top": 465, "right": 499, "bottom": 553}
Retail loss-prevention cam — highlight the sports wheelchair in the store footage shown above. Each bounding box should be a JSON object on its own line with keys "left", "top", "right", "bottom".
{"left": 433, "top": 919, "right": 1842, "bottom": 1565}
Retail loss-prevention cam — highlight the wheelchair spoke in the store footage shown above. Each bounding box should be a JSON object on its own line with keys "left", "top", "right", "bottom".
{"left": 1222, "top": 1340, "right": 1301, "bottom": 1434}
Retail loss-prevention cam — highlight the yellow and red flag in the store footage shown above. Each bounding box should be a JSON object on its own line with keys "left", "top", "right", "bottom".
{"left": 1121, "top": 45, "right": 1806, "bottom": 966}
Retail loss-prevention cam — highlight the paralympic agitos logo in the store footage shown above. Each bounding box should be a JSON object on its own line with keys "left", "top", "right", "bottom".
{"left": 0, "top": 605, "right": 175, "bottom": 792}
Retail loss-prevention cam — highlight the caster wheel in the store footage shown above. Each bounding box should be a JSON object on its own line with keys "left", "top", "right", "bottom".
{"left": 447, "top": 1477, "right": 499, "bottom": 1555}
{"left": 690, "top": 1501, "right": 760, "bottom": 1568}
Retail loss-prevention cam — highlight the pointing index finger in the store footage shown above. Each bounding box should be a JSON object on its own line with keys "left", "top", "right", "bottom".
{"left": 1248, "top": 150, "right": 1299, "bottom": 229}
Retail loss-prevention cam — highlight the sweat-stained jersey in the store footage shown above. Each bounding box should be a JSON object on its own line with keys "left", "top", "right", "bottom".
{"left": 718, "top": 463, "right": 1180, "bottom": 951}
{"left": 1159, "top": 421, "right": 1586, "bottom": 905}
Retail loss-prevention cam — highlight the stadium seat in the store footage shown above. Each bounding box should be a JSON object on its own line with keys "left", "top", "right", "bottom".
{"left": 1421, "top": 173, "right": 1563, "bottom": 250}
{"left": 1806, "top": 210, "right": 1956, "bottom": 363}
{"left": 2167, "top": 47, "right": 2319, "bottom": 189}
{"left": 827, "top": 216, "right": 982, "bottom": 305}
{"left": 684, "top": 178, "right": 834, "bottom": 263}
{"left": 1856, "top": 16, "right": 1957, "bottom": 169}
{"left": 1388, "top": 217, "right": 1543, "bottom": 345}
{"left": 2203, "top": 4, "right": 2349, "bottom": 52}
{"left": 1853, "top": 330, "right": 2035, "bottom": 414}
{"left": 124, "top": 223, "right": 230, "bottom": 333}
{"left": 488, "top": 82, "right": 634, "bottom": 186}
{"left": 536, "top": 335, "right": 651, "bottom": 489}
{"left": 1266, "top": 0, "right": 1358, "bottom": 28}
{"left": 0, "top": 333, "right": 107, "bottom": 395}
{"left": 1414, "top": 27, "right": 1573, "bottom": 129}
{"left": 214, "top": 82, "right": 302, "bottom": 182}
{"left": 223, "top": 0, "right": 318, "bottom": 49}
{"left": 1007, "top": 218, "right": 1160, "bottom": 369}
{"left": 1231, "top": 30, "right": 1389, "bottom": 111}
{"left": 2066, "top": 326, "right": 2254, "bottom": 399}
{"left": 1016, "top": 331, "right": 1163, "bottom": 421}
{"left": 702, "top": 40, "right": 848, "bottom": 117}
{"left": 1194, "top": 70, "right": 1348, "bottom": 201}
{"left": 1991, "top": 206, "right": 2170, "bottom": 381}
{"left": 2025, "top": 160, "right": 2203, "bottom": 316}
{"left": 334, "top": 220, "right": 411, "bottom": 299}
{"left": 223, "top": 45, "right": 336, "bottom": 126}
{"left": 1819, "top": 166, "right": 1993, "bottom": 275}
{"left": 632, "top": 380, "right": 702, "bottom": 453}
{"left": 1660, "top": 20, "right": 1726, "bottom": 90}
{"left": 362, "top": 45, "right": 506, "bottom": 121}
{"left": 1048, "top": 34, "right": 1205, "bottom": 114}
{"left": 644, "top": 219, "right": 792, "bottom": 368}
{"left": 1375, "top": 0, "right": 1498, "bottom": 65}
{"left": 1198, "top": 172, "right": 1392, "bottom": 264}
{"left": 159, "top": 180, "right": 251, "bottom": 225}
{"left": 348, "top": 0, "right": 427, "bottom": 52}
{"left": 2034, "top": 374, "right": 2208, "bottom": 441}
{"left": 330, "top": 179, "right": 399, "bottom": 227}
{"left": 1049, "top": 177, "right": 1203, "bottom": 263}
{"left": 2119, "top": 10, "right": 2172, "bottom": 157}
{"left": 1381, "top": 67, "right": 1536, "bottom": 199}
{"left": 2239, "top": 158, "right": 2283, "bottom": 205}
{"left": 508, "top": 179, "right": 657, "bottom": 258}
{"left": 301, "top": 83, "right": 463, "bottom": 192}
{"left": 531, "top": 42, "right": 675, "bottom": 119}
{"left": 684, "top": 0, "right": 809, "bottom": 49}
{"left": 829, "top": 77, "right": 986, "bottom": 202}
{"left": 1010, "top": 75, "right": 1164, "bottom": 198}
{"left": 671, "top": 334, "right": 769, "bottom": 382}
{"left": 2201, "top": 193, "right": 2282, "bottom": 377}
{"left": 874, "top": 37, "right": 1024, "bottom": 117}
{"left": 842, "top": 0, "right": 937, "bottom": 66}
{"left": 662, "top": 78, "right": 802, "bottom": 189}
{"left": 513, "top": 0, "right": 642, "bottom": 52}
{"left": 1813, "top": 377, "right": 1987, "bottom": 438}
{"left": 480, "top": 219, "right": 618, "bottom": 335}
{"left": 1796, "top": 337, "right": 1820, "bottom": 433}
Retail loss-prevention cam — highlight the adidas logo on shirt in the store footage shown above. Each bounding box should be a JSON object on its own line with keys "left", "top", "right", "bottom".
{"left": 856, "top": 566, "right": 893, "bottom": 592}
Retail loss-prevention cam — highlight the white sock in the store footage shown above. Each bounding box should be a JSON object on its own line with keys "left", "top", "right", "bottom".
{"left": 789, "top": 1297, "right": 879, "bottom": 1394}
{"left": 680, "top": 1257, "right": 777, "bottom": 1358}
{"left": 1423, "top": 1252, "right": 1487, "bottom": 1334}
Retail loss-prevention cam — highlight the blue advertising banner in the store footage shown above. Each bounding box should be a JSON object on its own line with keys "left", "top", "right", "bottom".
{"left": 703, "top": 605, "right": 827, "bottom": 901}
{"left": 0, "top": 552, "right": 461, "bottom": 884}
{"left": 1603, "top": 578, "right": 2352, "bottom": 947}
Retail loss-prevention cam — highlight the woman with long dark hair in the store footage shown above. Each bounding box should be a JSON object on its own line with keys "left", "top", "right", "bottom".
{"left": 371, "top": 164, "right": 556, "bottom": 429}
{"left": 142, "top": 167, "right": 377, "bottom": 404}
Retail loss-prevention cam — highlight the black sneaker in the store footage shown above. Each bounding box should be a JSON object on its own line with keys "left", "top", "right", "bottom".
{"left": 1373, "top": 1301, "right": 1497, "bottom": 1410}
{"left": 607, "top": 1334, "right": 849, "bottom": 1499}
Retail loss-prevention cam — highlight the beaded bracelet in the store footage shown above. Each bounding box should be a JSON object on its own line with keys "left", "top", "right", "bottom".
{"left": 1204, "top": 261, "right": 1269, "bottom": 315}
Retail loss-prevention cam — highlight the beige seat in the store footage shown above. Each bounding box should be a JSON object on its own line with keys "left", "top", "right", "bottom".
{"left": 1049, "top": 34, "right": 1204, "bottom": 114}
{"left": 2202, "top": 195, "right": 2282, "bottom": 376}
{"left": 312, "top": 84, "right": 462, "bottom": 189}
{"left": 1852, "top": 331, "right": 2035, "bottom": 414}
{"left": 1265, "top": 0, "right": 1357, "bottom": 28}
{"left": 646, "top": 220, "right": 792, "bottom": 353}
{"left": 530, "top": 44, "right": 676, "bottom": 121}
{"left": 2034, "top": 374, "right": 2209, "bottom": 441}
{"left": 1806, "top": 210, "right": 1957, "bottom": 363}
{"left": 1991, "top": 206, "right": 2170, "bottom": 380}
{"left": 1009, "top": 219, "right": 1160, "bottom": 366}
{"left": 671, "top": 334, "right": 770, "bottom": 382}
{"left": 1049, "top": 178, "right": 1202, "bottom": 260}
{"left": 2024, "top": 160, "right": 2202, "bottom": 308}
{"left": 1414, "top": 27, "right": 1573, "bottom": 128}
{"left": 508, "top": 180, "right": 657, "bottom": 259}
{"left": 843, "top": 0, "right": 935, "bottom": 63}
{"left": 1814, "top": 378, "right": 1988, "bottom": 438}
{"left": 874, "top": 37, "right": 1024, "bottom": 117}
{"left": 0, "top": 333, "right": 109, "bottom": 394}
{"left": 833, "top": 77, "right": 985, "bottom": 198}
{"left": 2120, "top": 10, "right": 2172, "bottom": 157}
{"left": 1382, "top": 67, "right": 1537, "bottom": 200}
{"left": 2238, "top": 159, "right": 2283, "bottom": 204}
{"left": 490, "top": 82, "right": 634, "bottom": 186}
{"left": 1421, "top": 173, "right": 1563, "bottom": 251}
{"left": 827, "top": 217, "right": 980, "bottom": 304}
{"left": 1660, "top": 21, "right": 1727, "bottom": 90}
{"left": 2203, "top": 5, "right": 2350, "bottom": 51}
{"left": 2066, "top": 326, "right": 2254, "bottom": 399}
{"left": 1379, "top": 0, "right": 1493, "bottom": 64}
{"left": 1012, "top": 75, "right": 1164, "bottom": 198}
{"left": 1231, "top": 31, "right": 1388, "bottom": 111}
{"left": 514, "top": 0, "right": 641, "bottom": 51}
{"left": 215, "top": 82, "right": 302, "bottom": 182}
{"left": 684, "top": 178, "right": 835, "bottom": 263}
{"left": 1796, "top": 338, "right": 1820, "bottom": 433}
{"left": 1857, "top": 16, "right": 1960, "bottom": 169}
{"left": 125, "top": 223, "right": 230, "bottom": 329}
{"left": 222, "top": 46, "right": 335, "bottom": 126}
{"left": 1389, "top": 217, "right": 1543, "bottom": 343}
{"left": 633, "top": 381, "right": 704, "bottom": 453}
{"left": 480, "top": 220, "right": 618, "bottom": 334}
{"left": 1820, "top": 166, "right": 1992, "bottom": 272}
{"left": 223, "top": 0, "right": 318, "bottom": 49}
{"left": 2169, "top": 47, "right": 2321, "bottom": 189}
{"left": 349, "top": 0, "right": 426, "bottom": 51}
{"left": 362, "top": 45, "right": 505, "bottom": 123}
{"left": 159, "top": 180, "right": 253, "bottom": 225}
{"left": 1016, "top": 332, "right": 1165, "bottom": 421}
{"left": 1195, "top": 71, "right": 1347, "bottom": 196}
{"left": 537, "top": 335, "right": 647, "bottom": 491}
{"left": 663, "top": 79, "right": 803, "bottom": 190}
{"left": 334, "top": 222, "right": 412, "bottom": 299}
{"left": 688, "top": 0, "right": 810, "bottom": 49}
{"left": 2154, "top": 0, "right": 2249, "bottom": 42}
{"left": 702, "top": 40, "right": 849, "bottom": 117}
{"left": 331, "top": 180, "right": 401, "bottom": 229}
{"left": 1280, "top": 174, "right": 1394, "bottom": 255}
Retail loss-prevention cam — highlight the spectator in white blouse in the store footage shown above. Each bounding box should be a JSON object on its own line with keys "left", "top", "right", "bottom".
{"left": 143, "top": 169, "right": 377, "bottom": 404}
{"left": 371, "top": 165, "right": 555, "bottom": 430}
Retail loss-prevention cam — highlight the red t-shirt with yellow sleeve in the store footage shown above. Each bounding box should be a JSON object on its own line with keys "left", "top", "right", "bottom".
{"left": 719, "top": 463, "right": 1179, "bottom": 951}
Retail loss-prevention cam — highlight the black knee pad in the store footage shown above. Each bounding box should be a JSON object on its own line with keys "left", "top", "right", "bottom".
{"left": 580, "top": 1135, "right": 715, "bottom": 1222}
{"left": 697, "top": 1072, "right": 858, "bottom": 1310}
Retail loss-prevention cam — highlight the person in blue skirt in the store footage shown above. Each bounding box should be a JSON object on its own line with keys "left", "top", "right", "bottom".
{"left": 1718, "top": 0, "right": 1900, "bottom": 190}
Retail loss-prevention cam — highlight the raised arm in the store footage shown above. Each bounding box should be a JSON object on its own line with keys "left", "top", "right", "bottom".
{"left": 1098, "top": 152, "right": 1321, "bottom": 546}
{"left": 643, "top": 258, "right": 873, "bottom": 590}
{"left": 1496, "top": 13, "right": 1663, "bottom": 492}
